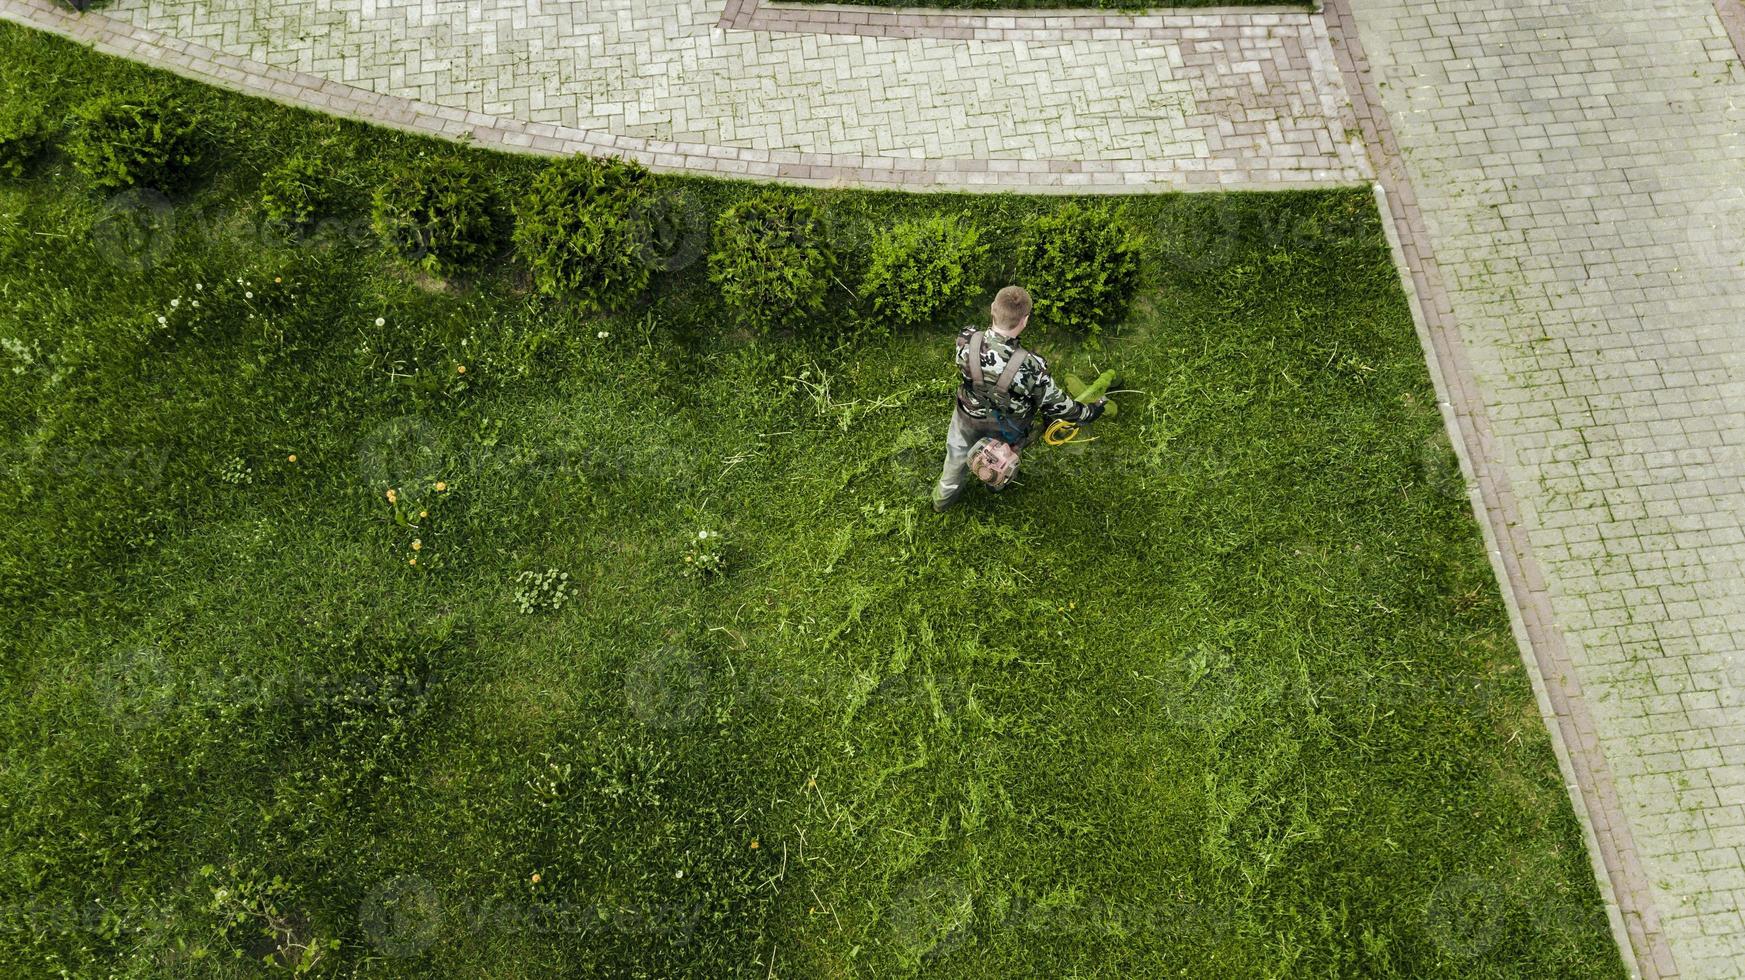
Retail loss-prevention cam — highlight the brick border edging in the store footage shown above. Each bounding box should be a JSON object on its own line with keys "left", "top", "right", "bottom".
{"left": 1718, "top": 0, "right": 1745, "bottom": 61}
{"left": 0, "top": 0, "right": 1366, "bottom": 193}
{"left": 719, "top": 0, "right": 1320, "bottom": 40}
{"left": 1319, "top": 1, "right": 1674, "bottom": 977}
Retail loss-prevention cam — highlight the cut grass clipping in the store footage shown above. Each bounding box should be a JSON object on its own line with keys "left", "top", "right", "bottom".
{"left": 0, "top": 22, "right": 1622, "bottom": 980}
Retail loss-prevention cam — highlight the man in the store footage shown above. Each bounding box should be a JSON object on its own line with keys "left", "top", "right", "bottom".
{"left": 932, "top": 286, "right": 1105, "bottom": 512}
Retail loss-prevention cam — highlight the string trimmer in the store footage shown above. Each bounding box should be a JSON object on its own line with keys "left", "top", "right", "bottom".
{"left": 1042, "top": 369, "right": 1119, "bottom": 446}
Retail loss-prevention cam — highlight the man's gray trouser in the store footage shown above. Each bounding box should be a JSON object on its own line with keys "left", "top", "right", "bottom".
{"left": 937, "top": 410, "right": 1035, "bottom": 507}
{"left": 933, "top": 410, "right": 980, "bottom": 508}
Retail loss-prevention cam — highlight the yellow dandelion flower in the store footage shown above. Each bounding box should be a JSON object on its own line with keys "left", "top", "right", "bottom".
{"left": 456, "top": 364, "right": 467, "bottom": 375}
{"left": 386, "top": 488, "right": 398, "bottom": 504}
{"left": 531, "top": 873, "right": 541, "bottom": 884}
{"left": 434, "top": 481, "right": 447, "bottom": 492}
{"left": 287, "top": 454, "right": 297, "bottom": 463}
{"left": 408, "top": 557, "right": 417, "bottom": 566}
{"left": 411, "top": 540, "right": 423, "bottom": 551}
{"left": 419, "top": 510, "right": 428, "bottom": 519}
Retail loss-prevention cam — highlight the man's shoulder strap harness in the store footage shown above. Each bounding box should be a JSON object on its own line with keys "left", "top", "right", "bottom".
{"left": 959, "top": 330, "right": 1031, "bottom": 415}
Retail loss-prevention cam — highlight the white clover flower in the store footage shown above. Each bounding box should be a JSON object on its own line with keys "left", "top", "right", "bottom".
{"left": 191, "top": 300, "right": 200, "bottom": 308}
{"left": 245, "top": 291, "right": 253, "bottom": 299}
{"left": 156, "top": 316, "right": 167, "bottom": 325}
{"left": 698, "top": 530, "right": 708, "bottom": 540}
{"left": 170, "top": 298, "right": 179, "bottom": 308}
{"left": 195, "top": 283, "right": 203, "bottom": 291}
{"left": 376, "top": 317, "right": 386, "bottom": 327}
{"left": 596, "top": 330, "right": 609, "bottom": 339}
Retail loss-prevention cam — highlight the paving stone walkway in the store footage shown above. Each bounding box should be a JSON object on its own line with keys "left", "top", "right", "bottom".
{"left": 5, "top": 0, "right": 1745, "bottom": 974}
{"left": 1331, "top": 0, "right": 1745, "bottom": 974}
{"left": 0, "top": 0, "right": 1371, "bottom": 191}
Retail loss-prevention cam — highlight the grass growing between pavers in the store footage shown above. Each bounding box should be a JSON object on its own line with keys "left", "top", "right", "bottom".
{"left": 0, "top": 22, "right": 1622, "bottom": 979}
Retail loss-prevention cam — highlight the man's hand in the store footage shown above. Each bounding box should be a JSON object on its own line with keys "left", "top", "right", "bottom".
{"left": 1081, "top": 399, "right": 1107, "bottom": 423}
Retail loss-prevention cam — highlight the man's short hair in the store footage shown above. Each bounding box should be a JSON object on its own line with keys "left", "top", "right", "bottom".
{"left": 991, "top": 286, "right": 1032, "bottom": 332}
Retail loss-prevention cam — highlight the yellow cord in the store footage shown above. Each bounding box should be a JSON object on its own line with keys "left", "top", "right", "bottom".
{"left": 1043, "top": 420, "right": 1096, "bottom": 446}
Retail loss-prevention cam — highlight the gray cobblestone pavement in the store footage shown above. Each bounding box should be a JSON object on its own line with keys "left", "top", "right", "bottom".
{"left": 0, "top": 0, "right": 1370, "bottom": 191}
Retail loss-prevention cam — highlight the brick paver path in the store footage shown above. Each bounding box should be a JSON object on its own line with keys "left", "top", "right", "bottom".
{"left": 1331, "top": 0, "right": 1745, "bottom": 975}
{"left": 6, "top": 0, "right": 1745, "bottom": 974}
{"left": 0, "top": 0, "right": 1370, "bottom": 191}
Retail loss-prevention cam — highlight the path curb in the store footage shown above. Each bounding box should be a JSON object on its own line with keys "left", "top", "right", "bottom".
{"left": 721, "top": 0, "right": 1319, "bottom": 39}
{"left": 1718, "top": 0, "right": 1745, "bottom": 60}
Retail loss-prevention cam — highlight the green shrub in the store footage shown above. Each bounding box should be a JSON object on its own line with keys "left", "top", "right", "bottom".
{"left": 860, "top": 214, "right": 988, "bottom": 332}
{"left": 708, "top": 192, "right": 836, "bottom": 336}
{"left": 260, "top": 148, "right": 336, "bottom": 230}
{"left": 370, "top": 155, "right": 499, "bottom": 278}
{"left": 1015, "top": 203, "right": 1144, "bottom": 339}
{"left": 0, "top": 98, "right": 49, "bottom": 180}
{"left": 513, "top": 155, "right": 659, "bottom": 312}
{"left": 66, "top": 92, "right": 202, "bottom": 192}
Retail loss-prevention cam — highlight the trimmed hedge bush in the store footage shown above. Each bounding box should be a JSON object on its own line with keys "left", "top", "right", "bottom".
{"left": 66, "top": 92, "right": 202, "bottom": 192}
{"left": 708, "top": 192, "right": 836, "bottom": 337}
{"left": 513, "top": 155, "right": 659, "bottom": 312}
{"left": 1015, "top": 202, "right": 1144, "bottom": 339}
{"left": 371, "top": 155, "right": 499, "bottom": 278}
{"left": 260, "top": 148, "right": 337, "bottom": 231}
{"left": 860, "top": 214, "right": 988, "bottom": 332}
{"left": 0, "top": 98, "right": 49, "bottom": 180}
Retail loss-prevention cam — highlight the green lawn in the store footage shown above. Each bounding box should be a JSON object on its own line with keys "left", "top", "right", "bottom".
{"left": 0, "top": 23, "right": 1621, "bottom": 979}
